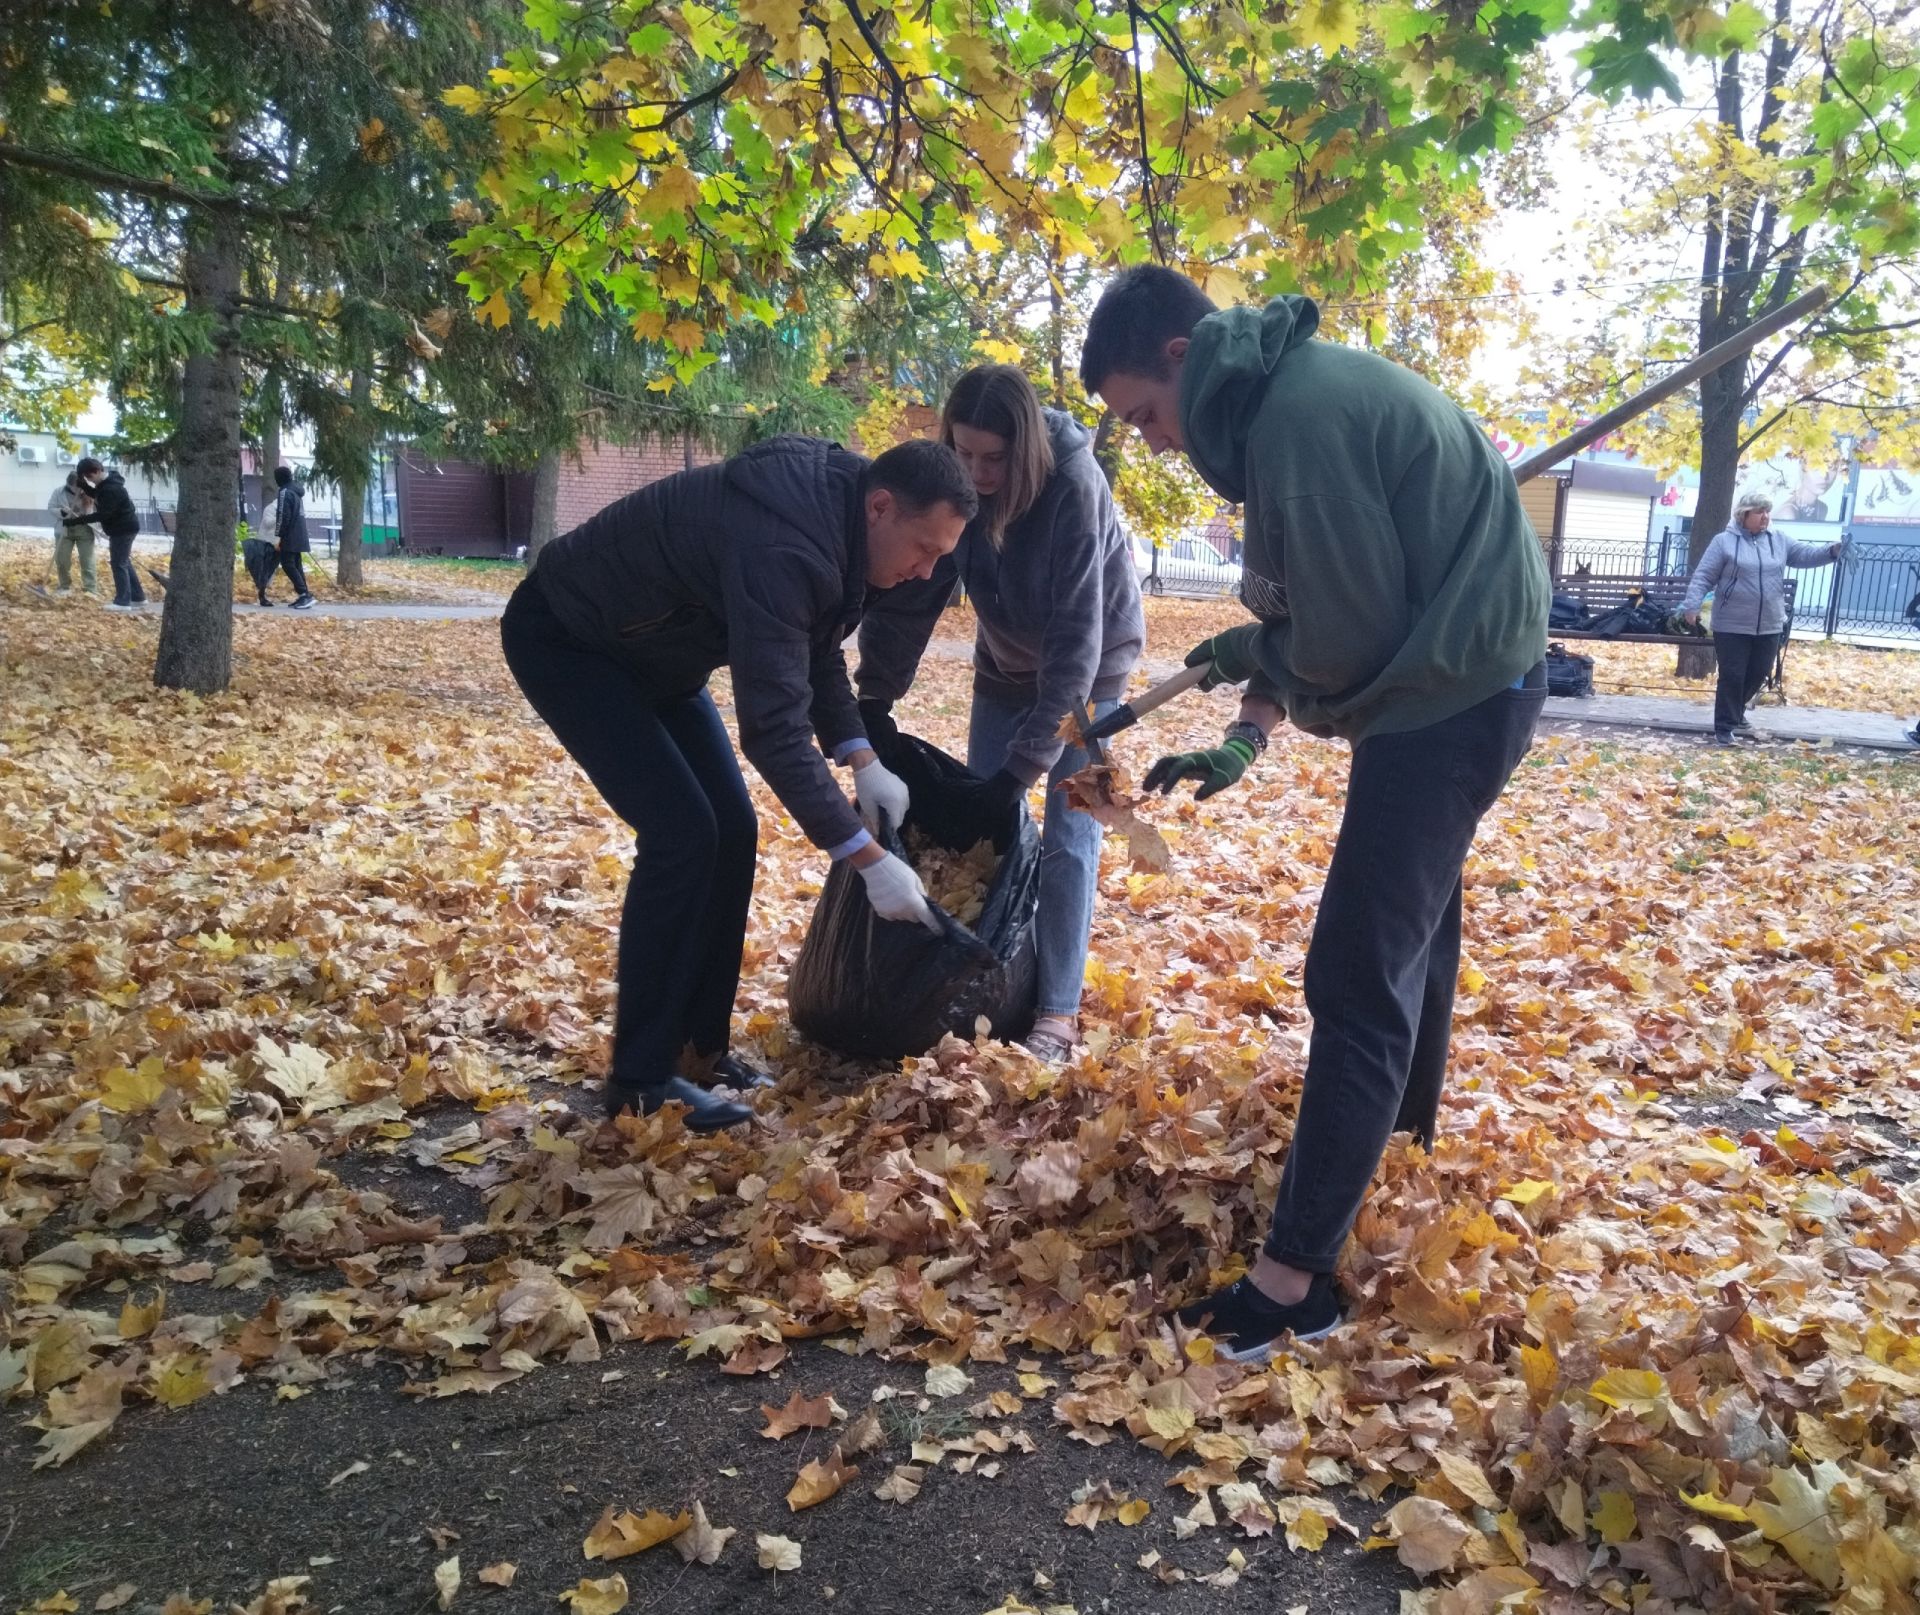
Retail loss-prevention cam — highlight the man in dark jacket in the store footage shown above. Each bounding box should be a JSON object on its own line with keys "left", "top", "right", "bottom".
{"left": 503, "top": 435, "right": 978, "bottom": 1131}
{"left": 265, "top": 466, "right": 316, "bottom": 609}
{"left": 73, "top": 458, "right": 145, "bottom": 610}
{"left": 1081, "top": 266, "right": 1549, "bottom": 1362}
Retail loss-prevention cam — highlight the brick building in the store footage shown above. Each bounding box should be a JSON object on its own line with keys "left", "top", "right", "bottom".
{"left": 392, "top": 434, "right": 720, "bottom": 557}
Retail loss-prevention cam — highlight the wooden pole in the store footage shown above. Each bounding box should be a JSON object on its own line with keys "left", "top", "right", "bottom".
{"left": 1511, "top": 287, "right": 1829, "bottom": 485}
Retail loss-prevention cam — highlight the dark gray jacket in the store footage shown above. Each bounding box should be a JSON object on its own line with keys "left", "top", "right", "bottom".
{"left": 1681, "top": 521, "right": 1840, "bottom": 635}
{"left": 533, "top": 436, "right": 871, "bottom": 850}
{"left": 272, "top": 484, "right": 311, "bottom": 553}
{"left": 75, "top": 470, "right": 139, "bottom": 539}
{"left": 857, "top": 410, "right": 1144, "bottom": 782}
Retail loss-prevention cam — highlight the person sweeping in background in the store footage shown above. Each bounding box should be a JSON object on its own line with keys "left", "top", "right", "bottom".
{"left": 1080, "top": 266, "right": 1549, "bottom": 1362}
{"left": 1680, "top": 491, "right": 1845, "bottom": 745}
{"left": 856, "top": 364, "right": 1144, "bottom": 1063}
{"left": 504, "top": 435, "right": 977, "bottom": 1131}
{"left": 46, "top": 471, "right": 98, "bottom": 595}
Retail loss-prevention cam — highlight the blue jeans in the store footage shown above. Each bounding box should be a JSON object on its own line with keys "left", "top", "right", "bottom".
{"left": 967, "top": 689, "right": 1117, "bottom": 1020}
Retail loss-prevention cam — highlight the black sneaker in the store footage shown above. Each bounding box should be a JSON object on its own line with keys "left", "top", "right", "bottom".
{"left": 604, "top": 1074, "right": 753, "bottom": 1132}
{"left": 293, "top": 594, "right": 316, "bottom": 611}
{"left": 1174, "top": 1272, "right": 1343, "bottom": 1364}
{"left": 1710, "top": 732, "right": 1736, "bottom": 747}
{"left": 703, "top": 1052, "right": 776, "bottom": 1092}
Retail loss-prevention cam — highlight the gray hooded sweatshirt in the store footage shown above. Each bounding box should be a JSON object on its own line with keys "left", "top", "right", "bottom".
{"left": 1680, "top": 521, "right": 1840, "bottom": 636}
{"left": 856, "top": 409, "right": 1145, "bottom": 783}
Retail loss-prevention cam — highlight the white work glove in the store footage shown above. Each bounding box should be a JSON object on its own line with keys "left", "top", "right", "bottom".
{"left": 852, "top": 757, "right": 910, "bottom": 835}
{"left": 856, "top": 852, "right": 941, "bottom": 932}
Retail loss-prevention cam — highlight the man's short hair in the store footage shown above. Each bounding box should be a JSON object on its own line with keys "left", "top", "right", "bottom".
{"left": 274, "top": 465, "right": 294, "bottom": 488}
{"left": 868, "top": 438, "right": 979, "bottom": 522}
{"left": 1079, "top": 266, "right": 1219, "bottom": 394}
{"left": 76, "top": 456, "right": 104, "bottom": 478}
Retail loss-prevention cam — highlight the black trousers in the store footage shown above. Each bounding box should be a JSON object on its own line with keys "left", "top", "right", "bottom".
{"left": 500, "top": 573, "right": 757, "bottom": 1090}
{"left": 1265, "top": 670, "right": 1546, "bottom": 1272}
{"left": 1711, "top": 630, "right": 1777, "bottom": 736}
{"left": 273, "top": 548, "right": 310, "bottom": 597}
{"left": 106, "top": 530, "right": 145, "bottom": 605}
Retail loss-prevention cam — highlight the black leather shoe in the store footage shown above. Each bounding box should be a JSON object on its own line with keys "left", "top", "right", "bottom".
{"left": 604, "top": 1075, "right": 754, "bottom": 1132}
{"left": 705, "top": 1053, "right": 776, "bottom": 1091}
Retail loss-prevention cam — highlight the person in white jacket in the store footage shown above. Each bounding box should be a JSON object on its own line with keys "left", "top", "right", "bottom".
{"left": 1681, "top": 491, "right": 1844, "bottom": 744}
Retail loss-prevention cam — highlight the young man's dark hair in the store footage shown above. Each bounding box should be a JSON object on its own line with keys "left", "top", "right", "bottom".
{"left": 273, "top": 464, "right": 295, "bottom": 488}
{"left": 867, "top": 438, "right": 980, "bottom": 522}
{"left": 75, "top": 456, "right": 105, "bottom": 480}
{"left": 1079, "top": 266, "right": 1219, "bottom": 393}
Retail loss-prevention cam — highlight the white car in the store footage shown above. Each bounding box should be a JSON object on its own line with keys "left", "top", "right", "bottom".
{"left": 1134, "top": 532, "right": 1242, "bottom": 597}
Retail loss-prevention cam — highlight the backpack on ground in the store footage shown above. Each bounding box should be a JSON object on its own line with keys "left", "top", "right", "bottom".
{"left": 1545, "top": 643, "right": 1594, "bottom": 698}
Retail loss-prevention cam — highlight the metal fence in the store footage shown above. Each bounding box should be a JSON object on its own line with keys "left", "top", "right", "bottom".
{"left": 1546, "top": 531, "right": 1920, "bottom": 642}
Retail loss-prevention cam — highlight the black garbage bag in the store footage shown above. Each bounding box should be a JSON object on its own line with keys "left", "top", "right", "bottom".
{"left": 241, "top": 537, "right": 276, "bottom": 593}
{"left": 788, "top": 733, "right": 1041, "bottom": 1059}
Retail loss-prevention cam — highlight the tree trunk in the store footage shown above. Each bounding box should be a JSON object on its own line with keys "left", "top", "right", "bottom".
{"left": 527, "top": 447, "right": 562, "bottom": 563}
{"left": 1677, "top": 359, "right": 1748, "bottom": 678}
{"left": 259, "top": 373, "right": 282, "bottom": 524}
{"left": 154, "top": 211, "right": 242, "bottom": 694}
{"left": 1091, "top": 409, "right": 1120, "bottom": 489}
{"left": 334, "top": 366, "right": 370, "bottom": 589}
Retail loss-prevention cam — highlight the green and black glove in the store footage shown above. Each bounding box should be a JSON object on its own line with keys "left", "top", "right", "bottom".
{"left": 1183, "top": 625, "right": 1263, "bottom": 691}
{"left": 1143, "top": 735, "right": 1256, "bottom": 800}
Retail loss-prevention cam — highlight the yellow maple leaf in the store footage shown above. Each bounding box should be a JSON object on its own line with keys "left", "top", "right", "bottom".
{"left": 150, "top": 1352, "right": 213, "bottom": 1410}
{"left": 1682, "top": 1489, "right": 1751, "bottom": 1523}
{"left": 1498, "top": 1178, "right": 1555, "bottom": 1206}
{"left": 1117, "top": 1499, "right": 1150, "bottom": 1526}
{"left": 1590, "top": 1489, "right": 1638, "bottom": 1544}
{"left": 665, "top": 318, "right": 706, "bottom": 355}
{"left": 582, "top": 1505, "right": 690, "bottom": 1560}
{"left": 559, "top": 1575, "right": 629, "bottom": 1615}
{"left": 1747, "top": 1465, "right": 1844, "bottom": 1590}
{"left": 1295, "top": 0, "right": 1362, "bottom": 54}
{"left": 100, "top": 1060, "right": 167, "bottom": 1113}
{"left": 519, "top": 264, "right": 569, "bottom": 330}
{"left": 475, "top": 289, "right": 511, "bottom": 328}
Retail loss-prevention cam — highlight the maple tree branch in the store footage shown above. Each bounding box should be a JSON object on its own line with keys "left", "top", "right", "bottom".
{"left": 841, "top": 0, "right": 908, "bottom": 177}
{"left": 0, "top": 140, "right": 311, "bottom": 227}
{"left": 1128, "top": 4, "right": 1169, "bottom": 263}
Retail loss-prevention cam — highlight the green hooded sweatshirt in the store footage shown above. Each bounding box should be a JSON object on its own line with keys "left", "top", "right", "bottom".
{"left": 1179, "top": 297, "right": 1548, "bottom": 742}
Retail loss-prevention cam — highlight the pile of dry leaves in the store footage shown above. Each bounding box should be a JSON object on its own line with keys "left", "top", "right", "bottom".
{"left": 2, "top": 582, "right": 1917, "bottom": 1613}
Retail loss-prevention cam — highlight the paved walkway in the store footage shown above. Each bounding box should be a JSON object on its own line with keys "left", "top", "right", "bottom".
{"left": 70, "top": 597, "right": 1920, "bottom": 751}
{"left": 1544, "top": 692, "right": 1915, "bottom": 750}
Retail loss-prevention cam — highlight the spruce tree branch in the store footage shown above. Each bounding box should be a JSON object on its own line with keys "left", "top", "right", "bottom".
{"left": 0, "top": 141, "right": 310, "bottom": 227}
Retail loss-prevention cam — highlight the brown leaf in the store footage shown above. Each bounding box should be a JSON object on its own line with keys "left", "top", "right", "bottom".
{"left": 760, "top": 1391, "right": 836, "bottom": 1439}
{"left": 786, "top": 1445, "right": 857, "bottom": 1511}
{"left": 476, "top": 1563, "right": 516, "bottom": 1588}
{"left": 671, "top": 1501, "right": 736, "bottom": 1566}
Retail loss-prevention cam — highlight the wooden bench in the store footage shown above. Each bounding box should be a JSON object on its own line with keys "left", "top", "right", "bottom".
{"left": 1549, "top": 571, "right": 1797, "bottom": 695}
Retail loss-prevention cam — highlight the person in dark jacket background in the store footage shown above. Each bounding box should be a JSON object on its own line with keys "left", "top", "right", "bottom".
{"left": 1081, "top": 267, "right": 1548, "bottom": 1362}
{"left": 504, "top": 435, "right": 978, "bottom": 1131}
{"left": 265, "top": 466, "right": 317, "bottom": 610}
{"left": 73, "top": 457, "right": 145, "bottom": 610}
{"left": 857, "top": 365, "right": 1145, "bottom": 1063}
{"left": 1680, "top": 491, "right": 1843, "bottom": 744}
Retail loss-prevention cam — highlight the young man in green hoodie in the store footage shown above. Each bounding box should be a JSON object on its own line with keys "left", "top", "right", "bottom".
{"left": 1081, "top": 266, "right": 1550, "bottom": 1362}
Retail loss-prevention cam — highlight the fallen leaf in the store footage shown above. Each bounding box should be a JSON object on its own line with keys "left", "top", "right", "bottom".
{"left": 756, "top": 1534, "right": 803, "bottom": 1572}
{"left": 557, "top": 1575, "right": 628, "bottom": 1615}
{"left": 1385, "top": 1496, "right": 1472, "bottom": 1575}
{"left": 94, "top": 1588, "right": 137, "bottom": 1612}
{"left": 875, "top": 1464, "right": 925, "bottom": 1504}
{"left": 582, "top": 1506, "right": 691, "bottom": 1560}
{"left": 924, "top": 1363, "right": 972, "bottom": 1398}
{"left": 787, "top": 1446, "right": 857, "bottom": 1511}
{"left": 434, "top": 1556, "right": 460, "bottom": 1610}
{"left": 760, "top": 1390, "right": 836, "bottom": 1439}
{"left": 477, "top": 1563, "right": 516, "bottom": 1588}
{"left": 672, "top": 1501, "right": 736, "bottom": 1566}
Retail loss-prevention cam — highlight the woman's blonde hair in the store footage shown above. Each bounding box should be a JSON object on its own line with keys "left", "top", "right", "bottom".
{"left": 940, "top": 364, "right": 1054, "bottom": 546}
{"left": 1733, "top": 491, "right": 1773, "bottom": 525}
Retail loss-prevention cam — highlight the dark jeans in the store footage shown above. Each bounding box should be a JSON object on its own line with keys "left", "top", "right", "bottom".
{"left": 273, "top": 548, "right": 310, "bottom": 598}
{"left": 106, "top": 530, "right": 145, "bottom": 606}
{"left": 1711, "top": 630, "right": 1777, "bottom": 735}
{"left": 1265, "top": 669, "right": 1546, "bottom": 1273}
{"left": 500, "top": 573, "right": 757, "bottom": 1090}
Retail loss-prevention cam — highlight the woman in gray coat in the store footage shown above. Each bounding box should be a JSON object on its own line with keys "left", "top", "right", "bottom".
{"left": 1681, "top": 491, "right": 1844, "bottom": 744}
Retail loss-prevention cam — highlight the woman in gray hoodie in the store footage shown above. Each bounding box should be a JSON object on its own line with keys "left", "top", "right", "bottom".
{"left": 857, "top": 365, "right": 1146, "bottom": 1063}
{"left": 1681, "top": 491, "right": 1845, "bottom": 744}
